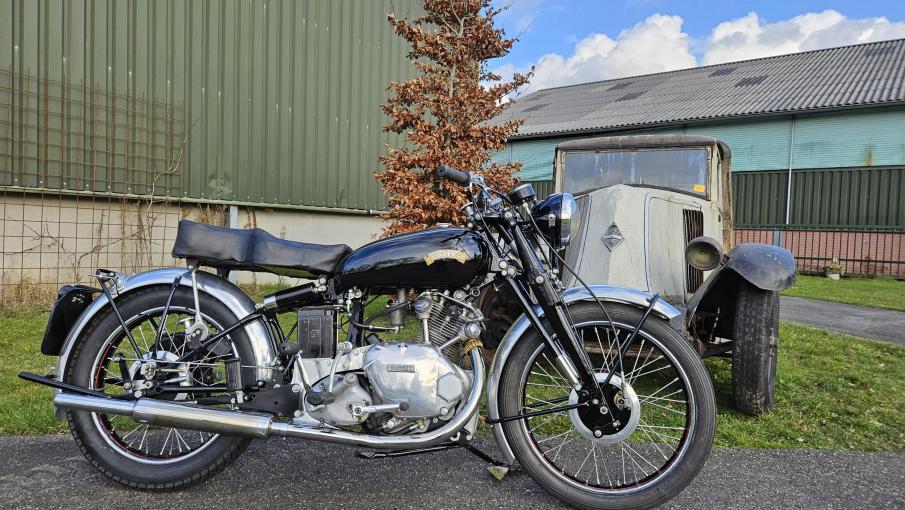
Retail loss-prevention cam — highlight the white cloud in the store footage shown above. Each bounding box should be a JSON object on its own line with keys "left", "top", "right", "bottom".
{"left": 496, "top": 10, "right": 905, "bottom": 95}
{"left": 509, "top": 14, "right": 696, "bottom": 94}
{"left": 702, "top": 10, "right": 905, "bottom": 65}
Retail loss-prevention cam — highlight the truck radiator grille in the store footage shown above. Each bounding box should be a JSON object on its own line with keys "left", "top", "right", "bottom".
{"left": 683, "top": 209, "right": 704, "bottom": 293}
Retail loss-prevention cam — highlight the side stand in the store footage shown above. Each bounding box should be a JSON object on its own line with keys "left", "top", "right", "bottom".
{"left": 355, "top": 439, "right": 515, "bottom": 480}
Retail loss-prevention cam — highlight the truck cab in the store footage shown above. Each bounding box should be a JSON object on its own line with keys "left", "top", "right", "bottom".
{"left": 555, "top": 135, "right": 733, "bottom": 304}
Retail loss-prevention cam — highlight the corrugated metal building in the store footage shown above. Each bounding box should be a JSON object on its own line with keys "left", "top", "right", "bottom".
{"left": 0, "top": 0, "right": 420, "bottom": 299}
{"left": 493, "top": 39, "right": 905, "bottom": 276}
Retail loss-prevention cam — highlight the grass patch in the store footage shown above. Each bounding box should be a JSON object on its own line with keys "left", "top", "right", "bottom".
{"left": 0, "top": 305, "right": 67, "bottom": 435}
{"left": 2, "top": 306, "right": 903, "bottom": 450}
{"left": 783, "top": 275, "right": 905, "bottom": 312}
{"left": 707, "top": 323, "right": 905, "bottom": 451}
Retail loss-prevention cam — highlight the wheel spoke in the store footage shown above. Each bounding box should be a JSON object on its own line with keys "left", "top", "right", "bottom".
{"left": 519, "top": 322, "right": 694, "bottom": 492}
{"left": 90, "top": 307, "right": 235, "bottom": 462}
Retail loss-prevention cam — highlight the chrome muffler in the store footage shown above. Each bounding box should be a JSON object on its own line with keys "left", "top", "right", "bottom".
{"left": 54, "top": 348, "right": 485, "bottom": 449}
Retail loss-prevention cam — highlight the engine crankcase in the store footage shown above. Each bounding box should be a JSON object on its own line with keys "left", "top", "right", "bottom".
{"left": 364, "top": 342, "right": 470, "bottom": 420}
{"left": 303, "top": 372, "right": 373, "bottom": 427}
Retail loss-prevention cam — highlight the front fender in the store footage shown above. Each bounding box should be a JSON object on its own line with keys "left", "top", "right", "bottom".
{"left": 486, "top": 285, "right": 682, "bottom": 466}
{"left": 686, "top": 243, "right": 795, "bottom": 321}
{"left": 722, "top": 243, "right": 796, "bottom": 292}
{"left": 54, "top": 268, "right": 278, "bottom": 390}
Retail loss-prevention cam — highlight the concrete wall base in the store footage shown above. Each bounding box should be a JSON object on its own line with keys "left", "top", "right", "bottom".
{"left": 0, "top": 193, "right": 383, "bottom": 305}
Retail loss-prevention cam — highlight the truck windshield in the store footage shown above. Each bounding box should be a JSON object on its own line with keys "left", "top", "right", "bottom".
{"left": 561, "top": 148, "right": 709, "bottom": 197}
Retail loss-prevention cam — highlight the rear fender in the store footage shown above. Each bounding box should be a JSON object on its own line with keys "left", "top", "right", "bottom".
{"left": 487, "top": 284, "right": 682, "bottom": 465}
{"left": 686, "top": 243, "right": 795, "bottom": 341}
{"left": 53, "top": 269, "right": 278, "bottom": 395}
{"left": 42, "top": 285, "right": 101, "bottom": 356}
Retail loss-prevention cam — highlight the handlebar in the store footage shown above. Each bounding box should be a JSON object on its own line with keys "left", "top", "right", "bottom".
{"left": 436, "top": 165, "right": 471, "bottom": 185}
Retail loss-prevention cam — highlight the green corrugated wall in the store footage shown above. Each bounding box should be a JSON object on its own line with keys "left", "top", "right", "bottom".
{"left": 684, "top": 119, "right": 792, "bottom": 171}
{"left": 1, "top": 0, "right": 420, "bottom": 212}
{"left": 733, "top": 167, "right": 905, "bottom": 229}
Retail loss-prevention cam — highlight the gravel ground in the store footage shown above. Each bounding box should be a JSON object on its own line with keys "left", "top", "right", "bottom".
{"left": 1, "top": 434, "right": 902, "bottom": 509}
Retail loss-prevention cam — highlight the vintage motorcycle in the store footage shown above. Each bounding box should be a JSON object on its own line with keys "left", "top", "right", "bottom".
{"left": 21, "top": 166, "right": 715, "bottom": 510}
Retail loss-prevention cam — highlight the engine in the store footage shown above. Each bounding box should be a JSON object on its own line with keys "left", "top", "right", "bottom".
{"left": 298, "top": 290, "right": 481, "bottom": 432}
{"left": 415, "top": 290, "right": 483, "bottom": 360}
{"left": 364, "top": 342, "right": 471, "bottom": 420}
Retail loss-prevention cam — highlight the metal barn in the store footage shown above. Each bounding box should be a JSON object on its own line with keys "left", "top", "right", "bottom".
{"left": 0, "top": 0, "right": 421, "bottom": 302}
{"left": 492, "top": 39, "right": 905, "bottom": 277}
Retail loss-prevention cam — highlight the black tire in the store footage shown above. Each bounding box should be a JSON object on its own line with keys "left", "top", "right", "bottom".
{"left": 64, "top": 286, "right": 254, "bottom": 490}
{"left": 499, "top": 303, "right": 716, "bottom": 510}
{"left": 731, "top": 283, "right": 779, "bottom": 416}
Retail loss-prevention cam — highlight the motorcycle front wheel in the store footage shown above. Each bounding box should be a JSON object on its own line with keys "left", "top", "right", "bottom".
{"left": 499, "top": 302, "right": 716, "bottom": 510}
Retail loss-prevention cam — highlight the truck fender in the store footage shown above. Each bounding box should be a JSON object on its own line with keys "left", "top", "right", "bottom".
{"left": 687, "top": 243, "right": 795, "bottom": 315}
{"left": 721, "top": 243, "right": 796, "bottom": 292}
{"left": 53, "top": 268, "right": 278, "bottom": 395}
{"left": 486, "top": 284, "right": 683, "bottom": 466}
{"left": 685, "top": 243, "right": 795, "bottom": 342}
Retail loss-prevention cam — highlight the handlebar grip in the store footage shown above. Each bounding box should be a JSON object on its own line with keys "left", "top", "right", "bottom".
{"left": 436, "top": 165, "right": 471, "bottom": 185}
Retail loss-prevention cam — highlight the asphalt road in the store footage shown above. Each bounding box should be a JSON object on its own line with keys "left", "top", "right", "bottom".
{"left": 1, "top": 434, "right": 902, "bottom": 509}
{"left": 780, "top": 296, "right": 905, "bottom": 346}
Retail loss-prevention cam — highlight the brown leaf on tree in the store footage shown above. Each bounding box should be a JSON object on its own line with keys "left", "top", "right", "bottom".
{"left": 375, "top": 0, "right": 531, "bottom": 237}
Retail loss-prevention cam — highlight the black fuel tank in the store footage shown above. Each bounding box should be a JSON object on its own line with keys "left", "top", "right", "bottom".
{"left": 335, "top": 228, "right": 490, "bottom": 291}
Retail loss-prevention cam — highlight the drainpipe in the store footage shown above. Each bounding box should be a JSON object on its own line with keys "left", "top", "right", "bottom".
{"left": 228, "top": 205, "right": 239, "bottom": 284}
{"left": 778, "top": 116, "right": 796, "bottom": 247}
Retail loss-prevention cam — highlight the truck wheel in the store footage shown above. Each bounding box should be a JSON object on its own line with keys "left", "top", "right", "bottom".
{"left": 731, "top": 282, "right": 779, "bottom": 416}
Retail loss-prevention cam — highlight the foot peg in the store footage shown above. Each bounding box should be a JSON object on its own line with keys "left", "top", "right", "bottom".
{"left": 304, "top": 391, "right": 336, "bottom": 406}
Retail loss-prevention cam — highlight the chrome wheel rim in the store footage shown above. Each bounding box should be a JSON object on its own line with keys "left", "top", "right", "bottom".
{"left": 88, "top": 306, "right": 236, "bottom": 464}
{"left": 517, "top": 319, "right": 695, "bottom": 493}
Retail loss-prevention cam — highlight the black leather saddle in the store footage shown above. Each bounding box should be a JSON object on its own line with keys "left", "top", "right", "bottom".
{"left": 172, "top": 220, "right": 351, "bottom": 277}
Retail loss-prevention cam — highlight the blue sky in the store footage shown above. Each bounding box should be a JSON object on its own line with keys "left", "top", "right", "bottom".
{"left": 491, "top": 0, "right": 905, "bottom": 92}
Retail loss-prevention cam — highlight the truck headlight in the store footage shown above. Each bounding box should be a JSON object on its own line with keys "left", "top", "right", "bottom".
{"left": 685, "top": 236, "right": 724, "bottom": 271}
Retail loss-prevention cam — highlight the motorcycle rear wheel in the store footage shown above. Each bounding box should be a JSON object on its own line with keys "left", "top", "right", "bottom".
{"left": 499, "top": 303, "right": 716, "bottom": 510}
{"left": 64, "top": 286, "right": 254, "bottom": 490}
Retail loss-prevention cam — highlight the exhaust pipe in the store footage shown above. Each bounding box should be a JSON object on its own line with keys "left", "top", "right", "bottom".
{"left": 54, "top": 348, "right": 485, "bottom": 449}
{"left": 55, "top": 393, "right": 273, "bottom": 438}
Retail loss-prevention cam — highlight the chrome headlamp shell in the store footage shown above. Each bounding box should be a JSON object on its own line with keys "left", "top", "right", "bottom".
{"left": 531, "top": 193, "right": 578, "bottom": 248}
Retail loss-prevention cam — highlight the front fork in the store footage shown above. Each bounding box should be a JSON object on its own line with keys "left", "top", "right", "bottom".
{"left": 505, "top": 277, "right": 595, "bottom": 391}
{"left": 507, "top": 227, "right": 601, "bottom": 395}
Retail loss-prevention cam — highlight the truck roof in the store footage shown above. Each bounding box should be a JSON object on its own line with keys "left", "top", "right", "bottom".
{"left": 556, "top": 134, "right": 730, "bottom": 159}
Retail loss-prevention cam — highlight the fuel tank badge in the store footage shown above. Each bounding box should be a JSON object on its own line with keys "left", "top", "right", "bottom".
{"left": 424, "top": 248, "right": 471, "bottom": 265}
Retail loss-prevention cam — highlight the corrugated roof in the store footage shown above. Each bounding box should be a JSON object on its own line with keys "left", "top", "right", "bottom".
{"left": 496, "top": 39, "right": 905, "bottom": 140}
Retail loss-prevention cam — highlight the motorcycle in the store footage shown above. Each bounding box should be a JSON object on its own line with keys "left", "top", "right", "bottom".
{"left": 21, "top": 166, "right": 715, "bottom": 510}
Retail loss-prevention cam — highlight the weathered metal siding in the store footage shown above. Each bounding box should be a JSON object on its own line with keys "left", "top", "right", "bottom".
{"left": 684, "top": 120, "right": 792, "bottom": 171}
{"left": 491, "top": 138, "right": 558, "bottom": 181}
{"left": 528, "top": 166, "right": 905, "bottom": 229}
{"left": 733, "top": 167, "right": 905, "bottom": 229}
{"left": 732, "top": 170, "right": 787, "bottom": 226}
{"left": 525, "top": 179, "right": 553, "bottom": 199}
{"left": 495, "top": 107, "right": 905, "bottom": 182}
{"left": 489, "top": 126, "right": 673, "bottom": 181}
{"left": 1, "top": 0, "right": 419, "bottom": 212}
{"left": 792, "top": 110, "right": 905, "bottom": 169}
